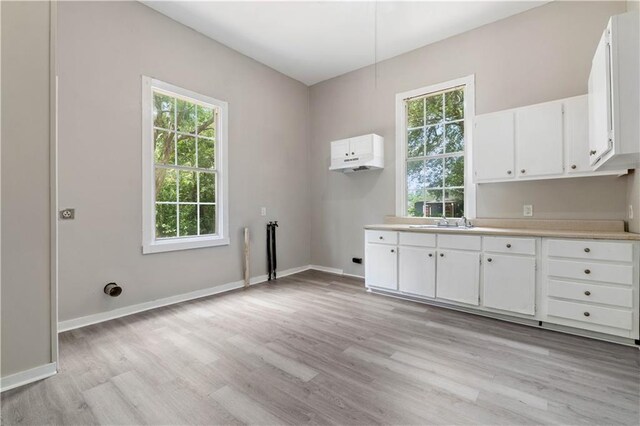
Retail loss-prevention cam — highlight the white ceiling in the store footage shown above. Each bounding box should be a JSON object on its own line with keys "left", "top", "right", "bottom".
{"left": 143, "top": 1, "right": 550, "bottom": 86}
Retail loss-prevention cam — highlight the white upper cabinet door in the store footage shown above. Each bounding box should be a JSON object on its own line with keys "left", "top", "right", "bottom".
{"left": 365, "top": 243, "right": 398, "bottom": 290}
{"left": 588, "top": 27, "right": 612, "bottom": 166}
{"left": 483, "top": 254, "right": 536, "bottom": 315}
{"left": 516, "top": 102, "right": 564, "bottom": 178}
{"left": 398, "top": 246, "right": 436, "bottom": 298}
{"left": 473, "top": 111, "right": 515, "bottom": 182}
{"left": 331, "top": 138, "right": 351, "bottom": 160}
{"left": 436, "top": 250, "right": 480, "bottom": 306}
{"left": 564, "top": 96, "right": 592, "bottom": 174}
{"left": 349, "top": 136, "right": 372, "bottom": 157}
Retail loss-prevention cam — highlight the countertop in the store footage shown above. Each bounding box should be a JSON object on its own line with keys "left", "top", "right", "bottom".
{"left": 364, "top": 223, "right": 640, "bottom": 241}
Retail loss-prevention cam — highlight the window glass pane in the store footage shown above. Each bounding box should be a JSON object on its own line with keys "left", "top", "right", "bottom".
{"left": 425, "top": 125, "right": 444, "bottom": 156}
{"left": 425, "top": 158, "right": 443, "bottom": 188}
{"left": 197, "top": 138, "right": 215, "bottom": 169}
{"left": 407, "top": 98, "right": 424, "bottom": 128}
{"left": 177, "top": 135, "right": 196, "bottom": 167}
{"left": 156, "top": 204, "right": 177, "bottom": 238}
{"left": 407, "top": 129, "right": 424, "bottom": 158}
{"left": 445, "top": 88, "right": 464, "bottom": 121}
{"left": 155, "top": 168, "right": 177, "bottom": 202}
{"left": 425, "top": 189, "right": 443, "bottom": 218}
{"left": 197, "top": 105, "right": 215, "bottom": 137}
{"left": 179, "top": 170, "right": 197, "bottom": 202}
{"left": 176, "top": 99, "right": 196, "bottom": 134}
{"left": 199, "top": 172, "right": 216, "bottom": 203}
{"left": 406, "top": 160, "right": 424, "bottom": 217}
{"left": 153, "top": 92, "right": 174, "bottom": 130}
{"left": 445, "top": 188, "right": 464, "bottom": 218}
{"left": 445, "top": 156, "right": 464, "bottom": 187}
{"left": 425, "top": 94, "right": 443, "bottom": 125}
{"left": 154, "top": 130, "right": 175, "bottom": 165}
{"left": 445, "top": 122, "right": 464, "bottom": 153}
{"left": 178, "top": 204, "right": 197, "bottom": 236}
{"left": 199, "top": 205, "right": 216, "bottom": 235}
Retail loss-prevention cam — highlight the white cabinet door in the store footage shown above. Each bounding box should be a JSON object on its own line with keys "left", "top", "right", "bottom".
{"left": 483, "top": 254, "right": 536, "bottom": 315}
{"left": 365, "top": 243, "right": 397, "bottom": 290}
{"left": 436, "top": 250, "right": 480, "bottom": 305}
{"left": 473, "top": 111, "right": 515, "bottom": 181}
{"left": 564, "top": 96, "right": 592, "bottom": 174}
{"left": 398, "top": 246, "right": 436, "bottom": 298}
{"left": 588, "top": 27, "right": 612, "bottom": 166}
{"left": 516, "top": 102, "right": 564, "bottom": 178}
{"left": 331, "top": 139, "right": 350, "bottom": 160}
{"left": 350, "top": 136, "right": 372, "bottom": 157}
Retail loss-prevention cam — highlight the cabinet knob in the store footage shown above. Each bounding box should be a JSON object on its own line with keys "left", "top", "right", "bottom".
{"left": 506, "top": 243, "right": 511, "bottom": 248}
{"left": 379, "top": 236, "right": 383, "bottom": 240}
{"left": 440, "top": 253, "right": 444, "bottom": 257}
{"left": 520, "top": 169, "right": 526, "bottom": 174}
{"left": 584, "top": 248, "right": 590, "bottom": 253}
{"left": 487, "top": 258, "right": 492, "bottom": 262}
{"left": 391, "top": 249, "right": 395, "bottom": 253}
{"left": 507, "top": 170, "right": 512, "bottom": 175}
{"left": 345, "top": 153, "right": 349, "bottom": 156}
{"left": 571, "top": 164, "right": 577, "bottom": 170}
{"left": 428, "top": 253, "right": 433, "bottom": 257}
{"left": 584, "top": 269, "right": 591, "bottom": 275}
{"left": 589, "top": 150, "right": 597, "bottom": 156}
{"left": 584, "top": 312, "right": 590, "bottom": 317}
{"left": 351, "top": 152, "right": 355, "bottom": 155}
{"left": 584, "top": 290, "right": 591, "bottom": 296}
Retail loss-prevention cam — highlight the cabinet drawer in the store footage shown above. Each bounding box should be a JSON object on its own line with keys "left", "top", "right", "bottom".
{"left": 365, "top": 230, "right": 397, "bottom": 245}
{"left": 547, "top": 239, "right": 633, "bottom": 262}
{"left": 548, "top": 280, "right": 633, "bottom": 308}
{"left": 438, "top": 234, "right": 481, "bottom": 251}
{"left": 547, "top": 299, "right": 633, "bottom": 331}
{"left": 548, "top": 259, "right": 633, "bottom": 285}
{"left": 399, "top": 232, "right": 436, "bottom": 247}
{"left": 484, "top": 236, "right": 536, "bottom": 255}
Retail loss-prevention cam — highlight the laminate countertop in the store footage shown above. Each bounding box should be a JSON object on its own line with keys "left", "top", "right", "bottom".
{"left": 364, "top": 224, "right": 640, "bottom": 241}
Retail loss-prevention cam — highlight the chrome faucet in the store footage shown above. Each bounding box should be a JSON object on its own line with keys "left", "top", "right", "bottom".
{"left": 437, "top": 215, "right": 449, "bottom": 227}
{"left": 458, "top": 216, "right": 469, "bottom": 228}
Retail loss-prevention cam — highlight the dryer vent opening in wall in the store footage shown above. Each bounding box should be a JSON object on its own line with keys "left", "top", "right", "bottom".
{"left": 104, "top": 283, "right": 123, "bottom": 297}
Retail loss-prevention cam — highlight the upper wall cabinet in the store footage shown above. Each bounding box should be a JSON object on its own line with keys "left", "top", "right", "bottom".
{"left": 473, "top": 96, "right": 627, "bottom": 184}
{"left": 588, "top": 11, "right": 639, "bottom": 171}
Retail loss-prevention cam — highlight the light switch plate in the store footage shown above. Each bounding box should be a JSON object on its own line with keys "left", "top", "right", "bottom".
{"left": 629, "top": 204, "right": 634, "bottom": 219}
{"left": 59, "top": 208, "right": 75, "bottom": 220}
{"left": 523, "top": 205, "right": 533, "bottom": 217}
{"left": 260, "top": 207, "right": 267, "bottom": 217}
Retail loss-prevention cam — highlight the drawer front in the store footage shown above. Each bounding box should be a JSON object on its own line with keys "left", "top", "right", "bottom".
{"left": 547, "top": 299, "right": 633, "bottom": 331}
{"left": 548, "top": 280, "right": 633, "bottom": 308}
{"left": 399, "top": 232, "right": 436, "bottom": 247}
{"left": 484, "top": 236, "right": 536, "bottom": 255}
{"left": 547, "top": 239, "right": 633, "bottom": 262}
{"left": 548, "top": 259, "right": 633, "bottom": 285}
{"left": 438, "top": 234, "right": 482, "bottom": 251}
{"left": 365, "top": 230, "right": 398, "bottom": 245}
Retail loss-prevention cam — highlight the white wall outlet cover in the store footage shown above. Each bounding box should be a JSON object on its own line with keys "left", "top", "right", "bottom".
{"left": 523, "top": 205, "right": 533, "bottom": 217}
{"left": 260, "top": 207, "right": 267, "bottom": 216}
{"left": 629, "top": 204, "right": 634, "bottom": 219}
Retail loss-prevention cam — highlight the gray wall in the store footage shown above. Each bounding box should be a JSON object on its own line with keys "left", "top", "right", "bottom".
{"left": 1, "top": 1, "right": 53, "bottom": 377}
{"left": 57, "top": 1, "right": 310, "bottom": 321}
{"left": 308, "top": 1, "right": 630, "bottom": 276}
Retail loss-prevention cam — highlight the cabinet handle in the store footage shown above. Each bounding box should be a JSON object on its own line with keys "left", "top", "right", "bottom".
{"left": 428, "top": 253, "right": 433, "bottom": 257}
{"left": 584, "top": 312, "right": 590, "bottom": 317}
{"left": 584, "top": 248, "right": 590, "bottom": 253}
{"left": 571, "top": 164, "right": 577, "bottom": 170}
{"left": 520, "top": 169, "right": 526, "bottom": 174}
{"left": 440, "top": 253, "right": 444, "bottom": 257}
{"left": 379, "top": 236, "right": 383, "bottom": 240}
{"left": 589, "top": 150, "right": 597, "bottom": 156}
{"left": 506, "top": 243, "right": 511, "bottom": 248}
{"left": 507, "top": 170, "right": 512, "bottom": 175}
{"left": 487, "top": 258, "right": 492, "bottom": 262}
{"left": 391, "top": 249, "right": 395, "bottom": 253}
{"left": 584, "top": 269, "right": 591, "bottom": 275}
{"left": 345, "top": 153, "right": 349, "bottom": 156}
{"left": 351, "top": 152, "right": 355, "bottom": 155}
{"left": 584, "top": 290, "right": 591, "bottom": 296}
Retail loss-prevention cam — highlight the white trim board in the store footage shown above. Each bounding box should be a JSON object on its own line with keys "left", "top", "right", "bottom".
{"left": 0, "top": 363, "right": 57, "bottom": 393}
{"left": 308, "top": 264, "right": 343, "bottom": 275}
{"left": 58, "top": 265, "right": 310, "bottom": 332}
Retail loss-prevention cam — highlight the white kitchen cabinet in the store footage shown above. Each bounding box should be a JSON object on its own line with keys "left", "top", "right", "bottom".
{"left": 588, "top": 11, "right": 639, "bottom": 170}
{"left": 516, "top": 102, "right": 564, "bottom": 178}
{"left": 330, "top": 134, "right": 384, "bottom": 172}
{"left": 365, "top": 243, "right": 397, "bottom": 290}
{"left": 483, "top": 254, "right": 536, "bottom": 315}
{"left": 398, "top": 246, "right": 436, "bottom": 298}
{"left": 436, "top": 250, "right": 480, "bottom": 306}
{"left": 564, "top": 96, "right": 592, "bottom": 174}
{"left": 473, "top": 111, "right": 515, "bottom": 181}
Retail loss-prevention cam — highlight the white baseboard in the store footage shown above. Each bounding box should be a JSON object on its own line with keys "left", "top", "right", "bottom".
{"left": 0, "top": 362, "right": 57, "bottom": 393}
{"left": 308, "top": 264, "right": 343, "bottom": 275}
{"left": 342, "top": 272, "right": 365, "bottom": 280}
{"left": 58, "top": 265, "right": 310, "bottom": 332}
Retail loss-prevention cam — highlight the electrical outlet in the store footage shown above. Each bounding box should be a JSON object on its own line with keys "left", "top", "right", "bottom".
{"left": 261, "top": 207, "right": 267, "bottom": 217}
{"left": 523, "top": 205, "right": 533, "bottom": 217}
{"left": 629, "top": 204, "right": 634, "bottom": 219}
{"left": 59, "top": 208, "right": 75, "bottom": 220}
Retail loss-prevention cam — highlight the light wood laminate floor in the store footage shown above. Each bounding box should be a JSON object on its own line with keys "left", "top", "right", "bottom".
{"left": 2, "top": 270, "right": 639, "bottom": 425}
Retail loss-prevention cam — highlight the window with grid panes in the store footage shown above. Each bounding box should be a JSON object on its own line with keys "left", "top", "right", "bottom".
{"left": 405, "top": 86, "right": 465, "bottom": 218}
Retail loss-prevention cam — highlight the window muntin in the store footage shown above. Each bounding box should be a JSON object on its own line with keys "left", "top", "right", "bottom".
{"left": 405, "top": 86, "right": 465, "bottom": 218}
{"left": 152, "top": 89, "right": 219, "bottom": 239}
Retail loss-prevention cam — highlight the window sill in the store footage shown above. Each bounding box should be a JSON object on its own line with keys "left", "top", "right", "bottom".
{"left": 143, "top": 235, "right": 230, "bottom": 254}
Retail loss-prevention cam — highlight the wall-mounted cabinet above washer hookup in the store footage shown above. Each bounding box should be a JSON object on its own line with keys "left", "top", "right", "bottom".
{"left": 329, "top": 134, "right": 383, "bottom": 173}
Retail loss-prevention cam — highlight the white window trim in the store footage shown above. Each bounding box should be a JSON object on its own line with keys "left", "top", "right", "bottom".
{"left": 142, "top": 76, "right": 229, "bottom": 254}
{"left": 395, "top": 75, "right": 476, "bottom": 218}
